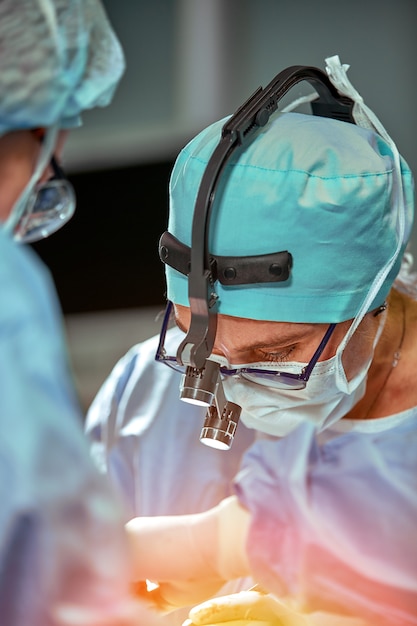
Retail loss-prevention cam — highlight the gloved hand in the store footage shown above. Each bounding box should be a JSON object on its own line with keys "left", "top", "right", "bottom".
{"left": 126, "top": 496, "right": 251, "bottom": 612}
{"left": 182, "top": 589, "right": 309, "bottom": 626}
{"left": 182, "top": 589, "right": 370, "bottom": 626}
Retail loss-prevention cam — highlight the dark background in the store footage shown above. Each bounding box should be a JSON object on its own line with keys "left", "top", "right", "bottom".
{"left": 32, "top": 161, "right": 173, "bottom": 314}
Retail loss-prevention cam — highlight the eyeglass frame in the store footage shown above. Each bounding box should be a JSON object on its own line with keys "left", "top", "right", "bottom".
{"left": 155, "top": 300, "right": 337, "bottom": 389}
{"left": 13, "top": 153, "right": 76, "bottom": 243}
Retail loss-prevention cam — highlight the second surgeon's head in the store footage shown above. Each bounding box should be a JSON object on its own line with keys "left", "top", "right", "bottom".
{"left": 0, "top": 0, "right": 125, "bottom": 242}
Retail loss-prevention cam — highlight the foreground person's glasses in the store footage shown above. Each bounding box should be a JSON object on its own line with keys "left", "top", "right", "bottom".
{"left": 156, "top": 301, "right": 337, "bottom": 391}
{"left": 13, "top": 156, "right": 76, "bottom": 243}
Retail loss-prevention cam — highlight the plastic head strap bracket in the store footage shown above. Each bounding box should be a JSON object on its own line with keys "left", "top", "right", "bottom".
{"left": 159, "top": 231, "right": 293, "bottom": 285}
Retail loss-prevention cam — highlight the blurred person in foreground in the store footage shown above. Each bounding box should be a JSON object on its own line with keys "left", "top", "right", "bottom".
{"left": 0, "top": 1, "right": 161, "bottom": 624}
{"left": 86, "top": 56, "right": 417, "bottom": 625}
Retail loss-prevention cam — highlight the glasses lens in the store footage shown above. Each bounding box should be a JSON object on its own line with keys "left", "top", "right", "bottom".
{"left": 240, "top": 370, "right": 307, "bottom": 390}
{"left": 14, "top": 179, "right": 76, "bottom": 243}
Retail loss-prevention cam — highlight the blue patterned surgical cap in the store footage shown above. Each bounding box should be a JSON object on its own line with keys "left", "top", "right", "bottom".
{"left": 0, "top": 0, "right": 125, "bottom": 134}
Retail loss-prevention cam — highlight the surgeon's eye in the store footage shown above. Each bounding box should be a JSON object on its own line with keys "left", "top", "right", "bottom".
{"left": 258, "top": 346, "right": 296, "bottom": 363}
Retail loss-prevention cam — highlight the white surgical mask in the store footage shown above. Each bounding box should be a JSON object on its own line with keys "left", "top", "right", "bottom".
{"left": 222, "top": 356, "right": 366, "bottom": 436}
{"left": 221, "top": 312, "right": 385, "bottom": 437}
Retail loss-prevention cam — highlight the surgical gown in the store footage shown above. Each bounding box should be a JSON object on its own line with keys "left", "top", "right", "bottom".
{"left": 86, "top": 325, "right": 417, "bottom": 626}
{"left": 0, "top": 230, "right": 133, "bottom": 625}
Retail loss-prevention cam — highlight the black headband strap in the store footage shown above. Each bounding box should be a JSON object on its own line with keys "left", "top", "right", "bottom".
{"left": 159, "top": 231, "right": 292, "bottom": 286}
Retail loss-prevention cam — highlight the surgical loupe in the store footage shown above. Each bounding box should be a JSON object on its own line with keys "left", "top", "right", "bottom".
{"left": 159, "top": 64, "right": 355, "bottom": 449}
{"left": 180, "top": 360, "right": 241, "bottom": 450}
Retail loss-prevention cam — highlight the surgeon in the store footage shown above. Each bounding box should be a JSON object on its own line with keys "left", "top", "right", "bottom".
{"left": 0, "top": 2, "right": 165, "bottom": 625}
{"left": 86, "top": 57, "right": 417, "bottom": 625}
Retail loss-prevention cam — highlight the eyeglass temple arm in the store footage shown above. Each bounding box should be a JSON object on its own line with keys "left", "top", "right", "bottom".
{"left": 302, "top": 323, "right": 337, "bottom": 379}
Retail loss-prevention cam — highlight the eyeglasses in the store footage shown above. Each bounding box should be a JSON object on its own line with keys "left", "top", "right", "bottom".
{"left": 155, "top": 301, "right": 337, "bottom": 390}
{"left": 13, "top": 156, "right": 76, "bottom": 244}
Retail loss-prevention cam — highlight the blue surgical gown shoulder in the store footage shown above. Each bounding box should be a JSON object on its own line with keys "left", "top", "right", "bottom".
{"left": 0, "top": 231, "right": 131, "bottom": 624}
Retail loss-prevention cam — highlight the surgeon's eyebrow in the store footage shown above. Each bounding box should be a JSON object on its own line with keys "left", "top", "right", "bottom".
{"left": 174, "top": 315, "right": 316, "bottom": 353}
{"left": 226, "top": 331, "right": 311, "bottom": 356}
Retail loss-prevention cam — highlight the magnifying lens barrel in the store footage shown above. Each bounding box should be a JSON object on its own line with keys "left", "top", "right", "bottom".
{"left": 180, "top": 359, "right": 241, "bottom": 449}
{"left": 200, "top": 402, "right": 241, "bottom": 451}
{"left": 180, "top": 360, "right": 220, "bottom": 406}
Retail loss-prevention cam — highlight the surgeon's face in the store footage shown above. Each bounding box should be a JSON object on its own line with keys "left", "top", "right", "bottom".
{"left": 174, "top": 303, "right": 380, "bottom": 382}
{"left": 0, "top": 129, "right": 68, "bottom": 221}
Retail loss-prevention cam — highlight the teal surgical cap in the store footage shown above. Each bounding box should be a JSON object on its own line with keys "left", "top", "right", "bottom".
{"left": 0, "top": 0, "right": 125, "bottom": 135}
{"left": 166, "top": 112, "right": 414, "bottom": 323}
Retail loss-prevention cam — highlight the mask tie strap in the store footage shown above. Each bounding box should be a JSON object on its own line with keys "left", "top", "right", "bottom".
{"left": 325, "top": 56, "right": 406, "bottom": 353}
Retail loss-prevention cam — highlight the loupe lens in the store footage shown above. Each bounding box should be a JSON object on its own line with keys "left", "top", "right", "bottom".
{"left": 179, "top": 359, "right": 241, "bottom": 450}
{"left": 200, "top": 402, "right": 241, "bottom": 450}
{"left": 180, "top": 360, "right": 220, "bottom": 406}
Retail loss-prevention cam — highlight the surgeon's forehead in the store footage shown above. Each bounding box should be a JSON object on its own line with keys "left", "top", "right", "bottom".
{"left": 173, "top": 303, "right": 327, "bottom": 348}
